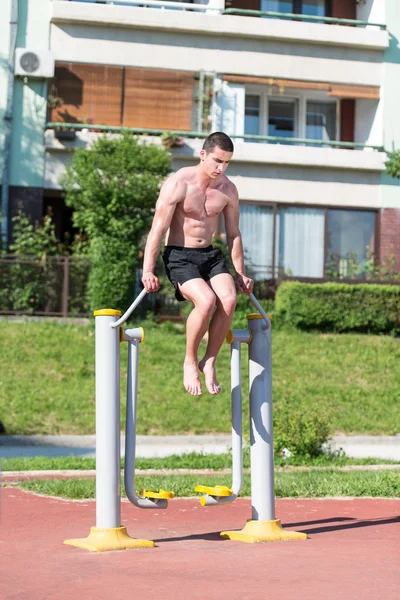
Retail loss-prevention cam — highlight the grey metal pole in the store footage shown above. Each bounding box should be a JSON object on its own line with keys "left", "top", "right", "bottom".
{"left": 196, "top": 333, "right": 246, "bottom": 506}
{"left": 64, "top": 312, "right": 156, "bottom": 551}
{"left": 95, "top": 311, "right": 121, "bottom": 529}
{"left": 124, "top": 330, "right": 169, "bottom": 509}
{"left": 247, "top": 315, "right": 275, "bottom": 521}
{"left": 231, "top": 339, "right": 242, "bottom": 495}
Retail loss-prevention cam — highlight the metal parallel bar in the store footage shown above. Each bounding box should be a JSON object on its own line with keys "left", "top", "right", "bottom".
{"left": 222, "top": 9, "right": 387, "bottom": 30}
{"left": 201, "top": 338, "right": 243, "bottom": 506}
{"left": 110, "top": 288, "right": 148, "bottom": 328}
{"left": 45, "top": 123, "right": 385, "bottom": 152}
{"left": 231, "top": 340, "right": 242, "bottom": 496}
{"left": 249, "top": 293, "right": 271, "bottom": 329}
{"left": 124, "top": 339, "right": 168, "bottom": 509}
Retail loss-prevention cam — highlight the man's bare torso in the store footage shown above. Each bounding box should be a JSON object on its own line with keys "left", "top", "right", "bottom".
{"left": 166, "top": 166, "right": 235, "bottom": 248}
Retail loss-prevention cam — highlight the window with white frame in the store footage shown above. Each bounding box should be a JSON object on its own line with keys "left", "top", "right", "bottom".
{"left": 244, "top": 94, "right": 298, "bottom": 141}
{"left": 326, "top": 209, "right": 376, "bottom": 278}
{"left": 238, "top": 204, "right": 377, "bottom": 280}
{"left": 244, "top": 89, "right": 337, "bottom": 142}
{"left": 276, "top": 207, "right": 325, "bottom": 277}
{"left": 306, "top": 101, "right": 336, "bottom": 141}
{"left": 239, "top": 204, "right": 275, "bottom": 280}
{"left": 261, "top": 0, "right": 328, "bottom": 17}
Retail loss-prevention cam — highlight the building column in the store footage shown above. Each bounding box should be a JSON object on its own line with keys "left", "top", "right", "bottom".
{"left": 8, "top": 186, "right": 43, "bottom": 242}
{"left": 379, "top": 208, "right": 400, "bottom": 272}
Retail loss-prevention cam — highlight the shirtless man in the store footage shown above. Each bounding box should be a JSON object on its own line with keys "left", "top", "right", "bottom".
{"left": 142, "top": 131, "right": 254, "bottom": 396}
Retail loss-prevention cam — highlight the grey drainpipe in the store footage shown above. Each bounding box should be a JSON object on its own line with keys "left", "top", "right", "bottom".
{"left": 1, "top": 0, "right": 18, "bottom": 250}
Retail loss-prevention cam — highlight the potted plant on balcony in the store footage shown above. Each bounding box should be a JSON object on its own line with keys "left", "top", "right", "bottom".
{"left": 161, "top": 131, "right": 185, "bottom": 149}
{"left": 54, "top": 126, "right": 76, "bottom": 141}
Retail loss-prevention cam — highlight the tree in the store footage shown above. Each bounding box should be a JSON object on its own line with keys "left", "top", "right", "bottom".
{"left": 61, "top": 133, "right": 171, "bottom": 311}
{"left": 385, "top": 149, "right": 400, "bottom": 179}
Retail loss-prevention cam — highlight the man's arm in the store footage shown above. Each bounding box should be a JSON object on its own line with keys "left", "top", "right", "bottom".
{"left": 142, "top": 174, "right": 185, "bottom": 292}
{"left": 223, "top": 185, "right": 254, "bottom": 294}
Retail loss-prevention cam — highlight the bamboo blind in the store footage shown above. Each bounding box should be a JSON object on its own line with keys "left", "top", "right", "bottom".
{"left": 51, "top": 63, "right": 123, "bottom": 126}
{"left": 222, "top": 74, "right": 380, "bottom": 100}
{"left": 51, "top": 64, "right": 195, "bottom": 131}
{"left": 122, "top": 68, "right": 194, "bottom": 130}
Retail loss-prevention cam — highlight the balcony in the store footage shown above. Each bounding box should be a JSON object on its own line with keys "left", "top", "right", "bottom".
{"left": 43, "top": 126, "right": 386, "bottom": 212}
{"left": 44, "top": 60, "right": 386, "bottom": 208}
{"left": 50, "top": 1, "right": 389, "bottom": 87}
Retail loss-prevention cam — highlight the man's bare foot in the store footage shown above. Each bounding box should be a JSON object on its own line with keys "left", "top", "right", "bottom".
{"left": 198, "top": 357, "right": 220, "bottom": 395}
{"left": 183, "top": 361, "right": 202, "bottom": 396}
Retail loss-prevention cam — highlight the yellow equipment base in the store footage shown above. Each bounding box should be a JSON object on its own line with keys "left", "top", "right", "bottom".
{"left": 221, "top": 519, "right": 308, "bottom": 543}
{"left": 64, "top": 526, "right": 155, "bottom": 552}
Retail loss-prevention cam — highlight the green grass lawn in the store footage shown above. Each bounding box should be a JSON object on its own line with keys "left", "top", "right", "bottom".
{"left": 2, "top": 452, "right": 399, "bottom": 473}
{"left": 17, "top": 469, "right": 400, "bottom": 499}
{"left": 0, "top": 319, "right": 399, "bottom": 436}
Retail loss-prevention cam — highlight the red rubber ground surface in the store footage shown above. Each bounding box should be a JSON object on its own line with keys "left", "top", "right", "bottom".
{"left": 1, "top": 488, "right": 399, "bottom": 600}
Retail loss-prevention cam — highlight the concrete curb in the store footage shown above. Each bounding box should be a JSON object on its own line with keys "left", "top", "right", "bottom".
{"left": 1, "top": 434, "right": 399, "bottom": 460}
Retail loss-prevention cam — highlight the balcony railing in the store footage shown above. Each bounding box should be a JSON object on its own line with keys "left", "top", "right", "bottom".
{"left": 61, "top": 0, "right": 224, "bottom": 12}
{"left": 46, "top": 123, "right": 385, "bottom": 152}
{"left": 222, "top": 9, "right": 387, "bottom": 30}
{"left": 57, "top": 1, "right": 387, "bottom": 29}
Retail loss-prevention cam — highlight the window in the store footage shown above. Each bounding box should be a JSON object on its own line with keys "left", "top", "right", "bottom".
{"left": 276, "top": 207, "right": 325, "bottom": 277}
{"left": 244, "top": 95, "right": 298, "bottom": 141}
{"left": 306, "top": 101, "right": 336, "bottom": 141}
{"left": 269, "top": 100, "right": 296, "bottom": 139}
{"left": 244, "top": 95, "right": 260, "bottom": 137}
{"left": 240, "top": 204, "right": 275, "bottom": 280}
{"left": 327, "top": 209, "right": 376, "bottom": 278}
{"left": 244, "top": 91, "right": 338, "bottom": 143}
{"left": 261, "top": 0, "right": 293, "bottom": 13}
{"left": 261, "top": 0, "right": 328, "bottom": 17}
{"left": 302, "top": 0, "right": 326, "bottom": 17}
{"left": 237, "top": 204, "right": 377, "bottom": 280}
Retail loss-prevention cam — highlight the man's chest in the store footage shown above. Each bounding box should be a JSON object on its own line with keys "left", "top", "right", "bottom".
{"left": 182, "top": 188, "right": 229, "bottom": 219}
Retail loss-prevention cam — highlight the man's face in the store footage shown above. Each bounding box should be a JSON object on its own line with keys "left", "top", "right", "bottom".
{"left": 200, "top": 146, "right": 233, "bottom": 179}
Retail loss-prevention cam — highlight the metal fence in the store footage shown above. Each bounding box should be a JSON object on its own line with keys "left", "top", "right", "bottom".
{"left": 1, "top": 255, "right": 398, "bottom": 319}
{"left": 0, "top": 255, "right": 91, "bottom": 317}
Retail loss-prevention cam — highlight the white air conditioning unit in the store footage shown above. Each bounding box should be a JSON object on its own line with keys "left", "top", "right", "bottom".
{"left": 14, "top": 49, "right": 55, "bottom": 79}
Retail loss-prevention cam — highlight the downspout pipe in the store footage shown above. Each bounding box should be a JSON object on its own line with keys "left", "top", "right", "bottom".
{"left": 1, "top": 0, "right": 18, "bottom": 250}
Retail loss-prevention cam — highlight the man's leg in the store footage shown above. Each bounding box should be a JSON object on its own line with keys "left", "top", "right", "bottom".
{"left": 198, "top": 273, "right": 237, "bottom": 395}
{"left": 178, "top": 278, "right": 217, "bottom": 396}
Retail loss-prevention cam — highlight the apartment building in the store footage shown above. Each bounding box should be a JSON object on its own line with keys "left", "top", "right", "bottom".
{"left": 1, "top": 0, "right": 399, "bottom": 280}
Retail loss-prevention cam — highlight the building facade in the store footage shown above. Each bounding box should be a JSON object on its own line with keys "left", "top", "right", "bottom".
{"left": 1, "top": 0, "right": 400, "bottom": 280}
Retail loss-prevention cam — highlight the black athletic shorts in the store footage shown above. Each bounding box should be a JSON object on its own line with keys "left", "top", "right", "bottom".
{"left": 162, "top": 245, "right": 231, "bottom": 302}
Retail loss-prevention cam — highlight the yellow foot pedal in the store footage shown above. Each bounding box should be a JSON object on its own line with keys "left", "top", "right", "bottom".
{"left": 139, "top": 489, "right": 174, "bottom": 500}
{"left": 195, "top": 485, "right": 233, "bottom": 497}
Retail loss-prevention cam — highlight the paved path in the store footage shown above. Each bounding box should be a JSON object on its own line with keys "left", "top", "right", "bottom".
{"left": 1, "top": 488, "right": 399, "bottom": 599}
{"left": 1, "top": 434, "right": 400, "bottom": 460}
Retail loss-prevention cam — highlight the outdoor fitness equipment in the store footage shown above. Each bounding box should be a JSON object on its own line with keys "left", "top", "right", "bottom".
{"left": 64, "top": 289, "right": 307, "bottom": 551}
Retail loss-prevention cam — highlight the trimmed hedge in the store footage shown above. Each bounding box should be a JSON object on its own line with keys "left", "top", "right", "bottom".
{"left": 275, "top": 281, "right": 400, "bottom": 335}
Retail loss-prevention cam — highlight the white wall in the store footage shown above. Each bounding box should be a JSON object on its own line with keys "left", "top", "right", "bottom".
{"left": 51, "top": 23, "right": 384, "bottom": 87}
{"left": 357, "top": 0, "right": 386, "bottom": 27}
{"left": 354, "top": 99, "right": 383, "bottom": 146}
{"left": 51, "top": 2, "right": 388, "bottom": 50}
{"left": 0, "top": 0, "right": 11, "bottom": 179}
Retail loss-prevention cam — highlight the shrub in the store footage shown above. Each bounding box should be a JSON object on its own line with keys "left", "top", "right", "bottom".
{"left": 275, "top": 281, "right": 400, "bottom": 335}
{"left": 385, "top": 149, "right": 400, "bottom": 179}
{"left": 273, "top": 394, "right": 334, "bottom": 458}
{"left": 2, "top": 211, "right": 61, "bottom": 312}
{"left": 62, "top": 133, "right": 171, "bottom": 312}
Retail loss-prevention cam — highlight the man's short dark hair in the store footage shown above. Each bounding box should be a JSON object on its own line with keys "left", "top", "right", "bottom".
{"left": 202, "top": 132, "right": 234, "bottom": 154}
